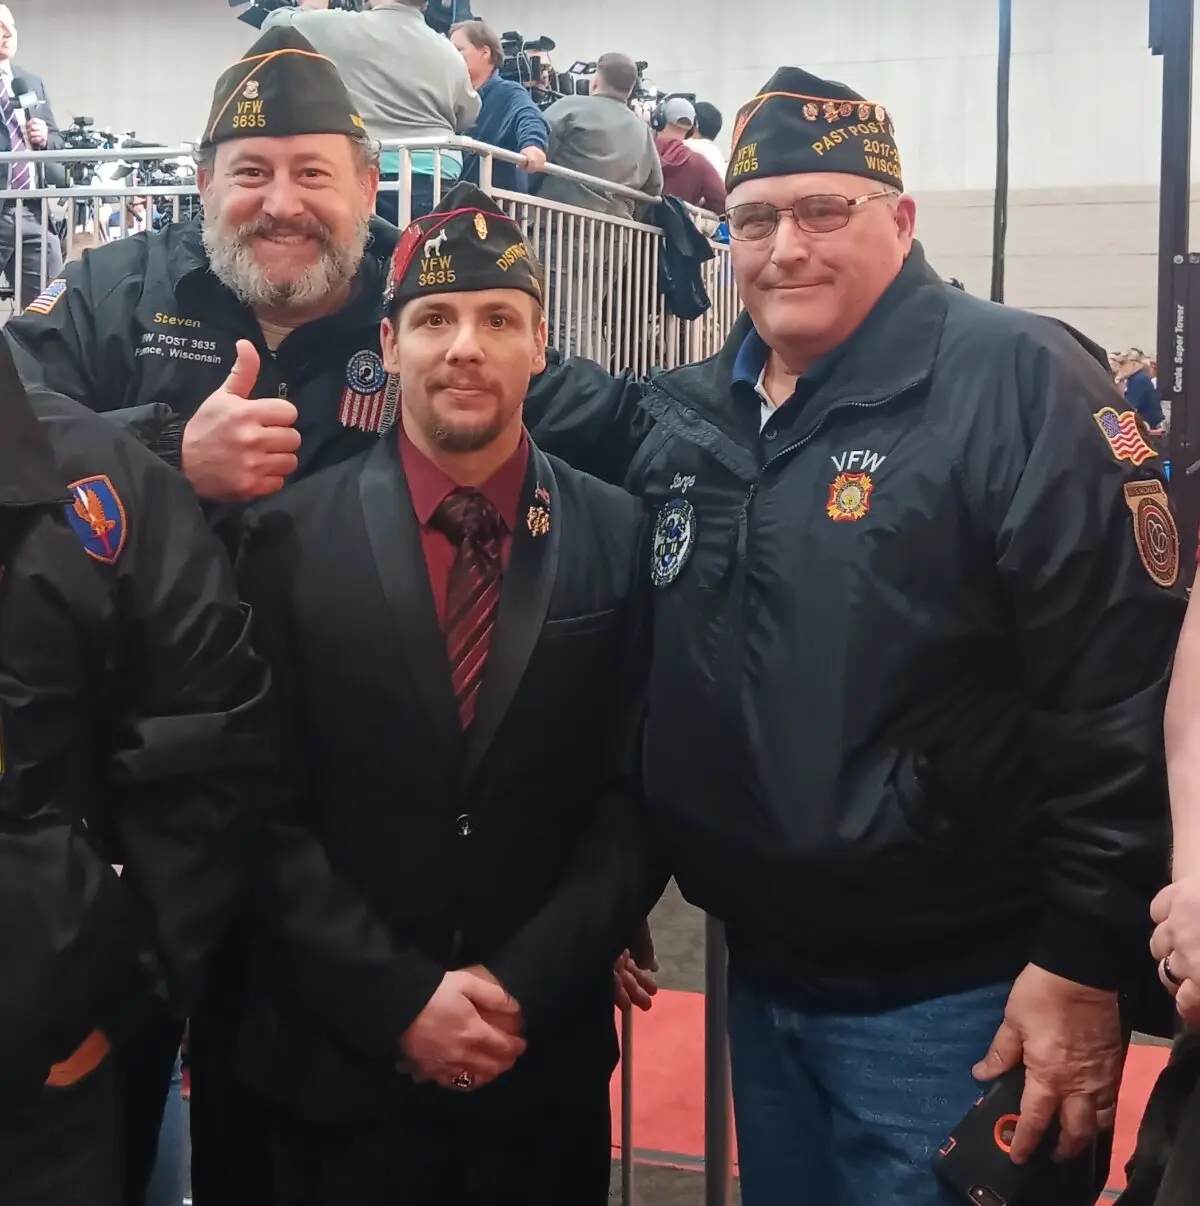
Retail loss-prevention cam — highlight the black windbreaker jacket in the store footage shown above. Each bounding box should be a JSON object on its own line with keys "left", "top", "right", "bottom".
{"left": 525, "top": 244, "right": 1185, "bottom": 1010}
{"left": 1, "top": 216, "right": 397, "bottom": 486}
{"left": 0, "top": 358, "right": 277, "bottom": 1108}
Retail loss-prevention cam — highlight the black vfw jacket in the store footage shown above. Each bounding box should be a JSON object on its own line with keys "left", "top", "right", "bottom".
{"left": 1, "top": 217, "right": 398, "bottom": 479}
{"left": 523, "top": 243, "right": 1186, "bottom": 1011}
{"left": 0, "top": 352, "right": 276, "bottom": 1109}
{"left": 233, "top": 435, "right": 660, "bottom": 1122}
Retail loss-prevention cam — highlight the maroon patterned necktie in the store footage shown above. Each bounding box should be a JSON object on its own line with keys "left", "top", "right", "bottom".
{"left": 431, "top": 488, "right": 507, "bottom": 729}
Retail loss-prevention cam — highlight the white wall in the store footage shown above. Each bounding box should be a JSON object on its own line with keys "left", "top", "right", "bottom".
{"left": 16, "top": 0, "right": 258, "bottom": 145}
{"left": 14, "top": 0, "right": 1184, "bottom": 183}
{"left": 488, "top": 0, "right": 1174, "bottom": 192}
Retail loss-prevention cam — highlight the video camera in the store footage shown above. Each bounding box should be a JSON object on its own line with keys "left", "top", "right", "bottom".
{"left": 555, "top": 57, "right": 663, "bottom": 116}
{"left": 630, "top": 62, "right": 665, "bottom": 120}
{"left": 228, "top": 0, "right": 364, "bottom": 30}
{"left": 498, "top": 31, "right": 562, "bottom": 110}
{"left": 424, "top": 0, "right": 474, "bottom": 36}
{"left": 114, "top": 147, "right": 201, "bottom": 227}
{"left": 61, "top": 117, "right": 120, "bottom": 185}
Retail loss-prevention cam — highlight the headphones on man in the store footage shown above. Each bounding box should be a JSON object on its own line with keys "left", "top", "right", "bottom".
{"left": 650, "top": 92, "right": 698, "bottom": 132}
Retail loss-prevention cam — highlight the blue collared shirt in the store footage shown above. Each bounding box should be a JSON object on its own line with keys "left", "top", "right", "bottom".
{"left": 732, "top": 326, "right": 774, "bottom": 430}
{"left": 731, "top": 325, "right": 846, "bottom": 436}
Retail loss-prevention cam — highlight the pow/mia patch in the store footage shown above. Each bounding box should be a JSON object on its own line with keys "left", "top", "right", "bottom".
{"left": 25, "top": 278, "right": 66, "bottom": 316}
{"left": 1123, "top": 480, "right": 1179, "bottom": 587}
{"left": 65, "top": 475, "right": 126, "bottom": 565}
{"left": 1094, "top": 407, "right": 1157, "bottom": 466}
{"left": 346, "top": 349, "right": 386, "bottom": 396}
{"left": 651, "top": 498, "right": 696, "bottom": 588}
{"left": 826, "top": 472, "right": 874, "bottom": 522}
{"left": 339, "top": 350, "right": 396, "bottom": 433}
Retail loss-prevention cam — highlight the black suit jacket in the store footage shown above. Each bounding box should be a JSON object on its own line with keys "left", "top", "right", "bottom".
{"left": 0, "top": 66, "right": 64, "bottom": 192}
{"left": 235, "top": 434, "right": 660, "bottom": 1123}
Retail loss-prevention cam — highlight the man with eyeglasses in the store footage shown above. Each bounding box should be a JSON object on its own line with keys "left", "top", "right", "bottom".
{"left": 519, "top": 65, "right": 1183, "bottom": 1205}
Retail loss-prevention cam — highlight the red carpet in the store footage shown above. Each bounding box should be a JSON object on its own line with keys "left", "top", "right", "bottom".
{"left": 610, "top": 988, "right": 1171, "bottom": 1194}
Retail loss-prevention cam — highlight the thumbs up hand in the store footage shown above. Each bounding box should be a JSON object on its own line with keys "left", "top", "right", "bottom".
{"left": 181, "top": 340, "right": 301, "bottom": 503}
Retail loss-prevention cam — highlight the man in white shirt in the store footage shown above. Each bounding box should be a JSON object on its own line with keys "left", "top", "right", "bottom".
{"left": 688, "top": 100, "right": 729, "bottom": 181}
{"left": 262, "top": 0, "right": 480, "bottom": 223}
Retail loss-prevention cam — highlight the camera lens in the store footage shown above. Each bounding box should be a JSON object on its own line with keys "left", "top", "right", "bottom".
{"left": 969, "top": 1188, "right": 1006, "bottom": 1206}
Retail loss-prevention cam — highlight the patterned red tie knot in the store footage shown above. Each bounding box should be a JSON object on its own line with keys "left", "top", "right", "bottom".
{"left": 432, "top": 489, "right": 506, "bottom": 558}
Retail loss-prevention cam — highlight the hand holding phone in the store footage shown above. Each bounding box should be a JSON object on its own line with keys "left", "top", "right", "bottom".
{"left": 934, "top": 1066, "right": 1060, "bottom": 1206}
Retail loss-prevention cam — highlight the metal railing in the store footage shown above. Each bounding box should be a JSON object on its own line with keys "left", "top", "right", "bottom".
{"left": 0, "top": 137, "right": 741, "bottom": 381}
{"left": 0, "top": 136, "right": 739, "bottom": 1202}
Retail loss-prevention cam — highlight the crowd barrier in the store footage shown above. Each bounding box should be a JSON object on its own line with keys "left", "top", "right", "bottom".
{"left": 0, "top": 136, "right": 740, "bottom": 1204}
{"left": 0, "top": 137, "right": 740, "bottom": 378}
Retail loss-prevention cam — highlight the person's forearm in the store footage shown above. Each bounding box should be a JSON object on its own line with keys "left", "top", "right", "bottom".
{"left": 1167, "top": 603, "right": 1200, "bottom": 875}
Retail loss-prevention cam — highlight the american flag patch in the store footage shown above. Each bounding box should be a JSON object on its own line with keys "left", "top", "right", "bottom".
{"left": 338, "top": 371, "right": 400, "bottom": 434}
{"left": 1093, "top": 406, "right": 1157, "bottom": 466}
{"left": 24, "top": 278, "right": 66, "bottom": 316}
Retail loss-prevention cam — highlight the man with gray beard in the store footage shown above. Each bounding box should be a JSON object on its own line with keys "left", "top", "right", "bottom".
{"left": 3, "top": 26, "right": 401, "bottom": 530}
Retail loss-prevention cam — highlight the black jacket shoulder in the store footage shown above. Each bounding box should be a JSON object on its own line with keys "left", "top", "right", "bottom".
{"left": 31, "top": 385, "right": 189, "bottom": 500}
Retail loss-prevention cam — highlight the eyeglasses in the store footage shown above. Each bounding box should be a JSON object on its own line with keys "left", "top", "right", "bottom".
{"left": 724, "top": 191, "right": 897, "bottom": 241}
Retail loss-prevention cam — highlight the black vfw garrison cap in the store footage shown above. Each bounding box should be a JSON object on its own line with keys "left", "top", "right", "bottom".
{"left": 388, "top": 182, "right": 544, "bottom": 311}
{"left": 202, "top": 26, "right": 366, "bottom": 148}
{"left": 727, "top": 67, "right": 903, "bottom": 193}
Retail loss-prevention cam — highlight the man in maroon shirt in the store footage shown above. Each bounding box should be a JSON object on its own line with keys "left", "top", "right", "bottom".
{"left": 654, "top": 95, "right": 727, "bottom": 212}
{"left": 234, "top": 181, "right": 662, "bottom": 1204}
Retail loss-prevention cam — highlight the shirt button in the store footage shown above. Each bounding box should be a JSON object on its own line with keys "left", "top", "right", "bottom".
{"left": 455, "top": 814, "right": 473, "bottom": 837}
{"left": 764, "top": 428, "right": 778, "bottom": 441}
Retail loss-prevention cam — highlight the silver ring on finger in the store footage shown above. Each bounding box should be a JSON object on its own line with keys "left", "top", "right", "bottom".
{"left": 451, "top": 1070, "right": 475, "bottom": 1092}
{"left": 1163, "top": 954, "right": 1187, "bottom": 988}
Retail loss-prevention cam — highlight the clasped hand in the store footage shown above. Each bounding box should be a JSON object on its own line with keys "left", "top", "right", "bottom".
{"left": 399, "top": 967, "right": 526, "bottom": 1091}
{"left": 1151, "top": 877, "right": 1200, "bottom": 1024}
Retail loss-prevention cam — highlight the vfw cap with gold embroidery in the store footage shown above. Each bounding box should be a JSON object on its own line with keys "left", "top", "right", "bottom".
{"left": 727, "top": 66, "right": 903, "bottom": 193}
{"left": 201, "top": 26, "right": 366, "bottom": 148}
{"left": 388, "top": 182, "right": 543, "bottom": 312}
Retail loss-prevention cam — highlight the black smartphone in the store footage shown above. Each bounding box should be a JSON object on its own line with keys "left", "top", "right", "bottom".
{"left": 934, "top": 1066, "right": 1058, "bottom": 1206}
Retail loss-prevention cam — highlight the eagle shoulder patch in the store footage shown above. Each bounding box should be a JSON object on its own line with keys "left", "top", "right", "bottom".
{"left": 64, "top": 475, "right": 127, "bottom": 565}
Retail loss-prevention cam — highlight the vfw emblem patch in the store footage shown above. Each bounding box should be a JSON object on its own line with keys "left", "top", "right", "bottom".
{"left": 651, "top": 498, "right": 697, "bottom": 587}
{"left": 826, "top": 472, "right": 874, "bottom": 523}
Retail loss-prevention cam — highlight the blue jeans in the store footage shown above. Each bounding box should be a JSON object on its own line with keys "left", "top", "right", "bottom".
{"left": 143, "top": 1051, "right": 185, "bottom": 1206}
{"left": 728, "top": 976, "right": 1013, "bottom": 1206}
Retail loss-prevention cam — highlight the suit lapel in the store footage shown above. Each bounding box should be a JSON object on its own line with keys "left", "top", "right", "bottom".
{"left": 462, "top": 444, "right": 560, "bottom": 789}
{"left": 358, "top": 437, "right": 463, "bottom": 757}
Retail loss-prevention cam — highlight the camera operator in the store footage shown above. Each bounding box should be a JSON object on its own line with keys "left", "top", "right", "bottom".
{"left": 262, "top": 0, "right": 479, "bottom": 223}
{"left": 0, "top": 5, "right": 63, "bottom": 308}
{"left": 534, "top": 53, "right": 660, "bottom": 359}
{"left": 537, "top": 52, "right": 661, "bottom": 221}
{"left": 450, "top": 20, "right": 548, "bottom": 194}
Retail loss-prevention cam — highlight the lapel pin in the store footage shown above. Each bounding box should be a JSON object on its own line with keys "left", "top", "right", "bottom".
{"left": 527, "top": 504, "right": 550, "bottom": 538}
{"left": 527, "top": 485, "right": 551, "bottom": 537}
